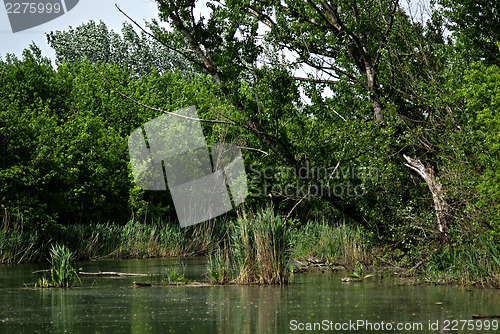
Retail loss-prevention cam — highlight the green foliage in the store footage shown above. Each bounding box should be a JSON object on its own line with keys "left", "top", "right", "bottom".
{"left": 0, "top": 44, "right": 237, "bottom": 229}
{"left": 1, "top": 0, "right": 500, "bottom": 287}
{"left": 47, "top": 20, "right": 194, "bottom": 76}
{"left": 48, "top": 244, "right": 80, "bottom": 288}
{"left": 438, "top": 0, "right": 500, "bottom": 65}
{"left": 461, "top": 62, "right": 500, "bottom": 232}
{"left": 150, "top": 0, "right": 456, "bottom": 244}
{"left": 349, "top": 261, "right": 374, "bottom": 280}
{"left": 162, "top": 264, "right": 190, "bottom": 284}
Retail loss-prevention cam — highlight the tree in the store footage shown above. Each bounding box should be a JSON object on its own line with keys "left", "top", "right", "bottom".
{"left": 47, "top": 20, "right": 194, "bottom": 76}
{"left": 0, "top": 44, "right": 235, "bottom": 228}
{"left": 151, "top": 0, "right": 409, "bottom": 123}
{"left": 461, "top": 62, "right": 500, "bottom": 234}
{"left": 437, "top": 0, "right": 500, "bottom": 66}
{"left": 142, "top": 0, "right": 458, "bottom": 236}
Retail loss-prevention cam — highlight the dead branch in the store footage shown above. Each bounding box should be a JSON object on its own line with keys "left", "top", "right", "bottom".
{"left": 403, "top": 154, "right": 450, "bottom": 236}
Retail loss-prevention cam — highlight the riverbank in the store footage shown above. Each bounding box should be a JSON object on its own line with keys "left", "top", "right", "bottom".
{"left": 1, "top": 210, "right": 499, "bottom": 287}
{"left": 0, "top": 220, "right": 222, "bottom": 263}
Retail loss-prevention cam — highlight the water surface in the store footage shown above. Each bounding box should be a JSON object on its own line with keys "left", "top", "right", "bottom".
{"left": 0, "top": 258, "right": 498, "bottom": 333}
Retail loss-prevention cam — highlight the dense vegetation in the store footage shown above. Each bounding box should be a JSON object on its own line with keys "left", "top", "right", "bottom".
{"left": 1, "top": 0, "right": 499, "bottom": 285}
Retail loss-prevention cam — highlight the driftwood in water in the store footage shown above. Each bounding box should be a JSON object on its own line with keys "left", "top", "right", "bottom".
{"left": 472, "top": 314, "right": 500, "bottom": 319}
{"left": 132, "top": 281, "right": 211, "bottom": 287}
{"left": 403, "top": 155, "right": 450, "bottom": 238}
{"left": 79, "top": 271, "right": 150, "bottom": 277}
{"left": 33, "top": 270, "right": 150, "bottom": 277}
{"left": 32, "top": 270, "right": 50, "bottom": 274}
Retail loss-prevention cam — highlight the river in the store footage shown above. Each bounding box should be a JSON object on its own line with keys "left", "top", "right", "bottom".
{"left": 1, "top": 257, "right": 498, "bottom": 333}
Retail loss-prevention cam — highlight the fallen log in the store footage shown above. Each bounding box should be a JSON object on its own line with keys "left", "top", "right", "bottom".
{"left": 132, "top": 281, "right": 212, "bottom": 287}
{"left": 33, "top": 270, "right": 151, "bottom": 277}
{"left": 472, "top": 314, "right": 500, "bottom": 319}
{"left": 79, "top": 271, "right": 150, "bottom": 277}
{"left": 32, "top": 270, "right": 50, "bottom": 274}
{"left": 132, "top": 282, "right": 153, "bottom": 287}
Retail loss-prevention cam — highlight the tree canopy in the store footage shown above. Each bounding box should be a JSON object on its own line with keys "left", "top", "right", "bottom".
{"left": 1, "top": 0, "right": 499, "bottom": 255}
{"left": 47, "top": 20, "right": 194, "bottom": 76}
{"left": 142, "top": 0, "right": 499, "bottom": 243}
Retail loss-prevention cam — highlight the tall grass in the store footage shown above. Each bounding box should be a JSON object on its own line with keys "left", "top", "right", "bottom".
{"left": 207, "top": 207, "right": 293, "bottom": 285}
{"left": 161, "top": 264, "right": 190, "bottom": 284}
{"left": 48, "top": 244, "right": 80, "bottom": 288}
{"left": 253, "top": 208, "right": 293, "bottom": 284}
{"left": 207, "top": 245, "right": 231, "bottom": 284}
{"left": 3, "top": 211, "right": 498, "bottom": 287}
{"left": 292, "top": 221, "right": 371, "bottom": 265}
{"left": 0, "top": 229, "right": 50, "bottom": 263}
{"left": 0, "top": 219, "right": 225, "bottom": 264}
{"left": 424, "top": 239, "right": 500, "bottom": 286}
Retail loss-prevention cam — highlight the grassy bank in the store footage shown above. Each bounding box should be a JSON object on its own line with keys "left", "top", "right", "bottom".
{"left": 412, "top": 239, "right": 500, "bottom": 286}
{"left": 1, "top": 209, "right": 499, "bottom": 286}
{"left": 0, "top": 220, "right": 223, "bottom": 264}
{"left": 291, "top": 221, "right": 372, "bottom": 266}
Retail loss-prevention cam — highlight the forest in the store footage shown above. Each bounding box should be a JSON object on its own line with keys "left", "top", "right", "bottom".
{"left": 1, "top": 0, "right": 499, "bottom": 286}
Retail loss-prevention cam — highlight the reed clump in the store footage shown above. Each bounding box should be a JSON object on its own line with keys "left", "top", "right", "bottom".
{"left": 207, "top": 207, "right": 293, "bottom": 285}
{"left": 35, "top": 244, "right": 80, "bottom": 288}
{"left": 48, "top": 244, "right": 80, "bottom": 287}
{"left": 162, "top": 264, "right": 191, "bottom": 284}
{"left": 207, "top": 245, "right": 231, "bottom": 284}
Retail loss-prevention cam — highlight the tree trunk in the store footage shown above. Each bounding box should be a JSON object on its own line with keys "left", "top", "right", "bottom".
{"left": 365, "top": 63, "right": 385, "bottom": 123}
{"left": 403, "top": 155, "right": 450, "bottom": 238}
{"left": 370, "top": 89, "right": 385, "bottom": 123}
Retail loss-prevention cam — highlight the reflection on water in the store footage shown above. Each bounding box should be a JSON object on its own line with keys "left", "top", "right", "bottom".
{"left": 0, "top": 258, "right": 499, "bottom": 333}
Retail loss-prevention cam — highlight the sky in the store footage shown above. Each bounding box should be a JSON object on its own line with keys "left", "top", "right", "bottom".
{"left": 0, "top": 0, "right": 161, "bottom": 60}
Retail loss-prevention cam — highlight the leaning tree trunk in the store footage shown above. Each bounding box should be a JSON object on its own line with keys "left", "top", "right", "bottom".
{"left": 365, "top": 65, "right": 385, "bottom": 123}
{"left": 403, "top": 155, "right": 450, "bottom": 240}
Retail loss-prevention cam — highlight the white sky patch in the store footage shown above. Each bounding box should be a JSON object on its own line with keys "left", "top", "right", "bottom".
{"left": 401, "top": 0, "right": 432, "bottom": 24}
